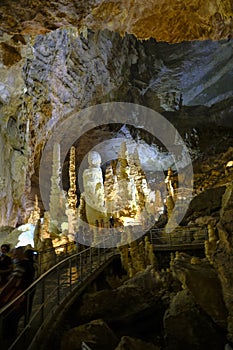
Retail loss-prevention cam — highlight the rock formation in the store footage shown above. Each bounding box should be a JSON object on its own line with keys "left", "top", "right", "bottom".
{"left": 49, "top": 142, "right": 66, "bottom": 228}
{"left": 0, "top": 1, "right": 232, "bottom": 348}
{"left": 66, "top": 146, "right": 78, "bottom": 235}
{"left": 83, "top": 151, "right": 106, "bottom": 226}
{"left": 0, "top": 1, "right": 232, "bottom": 42}
{"left": 205, "top": 182, "right": 233, "bottom": 343}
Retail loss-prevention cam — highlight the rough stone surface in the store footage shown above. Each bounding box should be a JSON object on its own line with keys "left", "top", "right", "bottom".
{"left": 0, "top": 26, "right": 232, "bottom": 225}
{"left": 60, "top": 319, "right": 119, "bottom": 350}
{"left": 114, "top": 336, "right": 160, "bottom": 350}
{"left": 164, "top": 289, "right": 226, "bottom": 350}
{"left": 172, "top": 252, "right": 228, "bottom": 329}
{"left": 78, "top": 285, "right": 163, "bottom": 325}
{"left": 205, "top": 183, "right": 233, "bottom": 343}
{"left": 182, "top": 186, "right": 226, "bottom": 224}
{"left": 0, "top": 0, "right": 232, "bottom": 42}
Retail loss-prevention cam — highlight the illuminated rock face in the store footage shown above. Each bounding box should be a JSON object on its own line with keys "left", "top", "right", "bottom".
{"left": 49, "top": 143, "right": 66, "bottom": 227}
{"left": 0, "top": 25, "right": 232, "bottom": 226}
{"left": 83, "top": 151, "right": 106, "bottom": 226}
{"left": 81, "top": 143, "right": 159, "bottom": 227}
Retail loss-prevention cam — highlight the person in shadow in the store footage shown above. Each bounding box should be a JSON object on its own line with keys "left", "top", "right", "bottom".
{"left": 0, "top": 244, "right": 13, "bottom": 288}
{"left": 0, "top": 246, "right": 35, "bottom": 342}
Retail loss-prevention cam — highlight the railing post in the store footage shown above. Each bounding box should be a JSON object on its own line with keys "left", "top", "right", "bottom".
{"left": 104, "top": 235, "right": 106, "bottom": 262}
{"left": 89, "top": 248, "right": 92, "bottom": 273}
{"left": 150, "top": 229, "right": 152, "bottom": 244}
{"left": 0, "top": 312, "right": 4, "bottom": 345}
{"left": 24, "top": 290, "right": 30, "bottom": 326}
{"left": 79, "top": 253, "right": 83, "bottom": 282}
{"left": 41, "top": 279, "right": 45, "bottom": 324}
{"left": 98, "top": 246, "right": 100, "bottom": 267}
{"left": 69, "top": 258, "right": 72, "bottom": 291}
{"left": 169, "top": 231, "right": 172, "bottom": 246}
{"left": 57, "top": 266, "right": 60, "bottom": 304}
{"left": 38, "top": 252, "right": 42, "bottom": 276}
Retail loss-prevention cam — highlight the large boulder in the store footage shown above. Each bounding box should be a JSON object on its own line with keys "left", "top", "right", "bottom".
{"left": 78, "top": 285, "right": 163, "bottom": 325}
{"left": 164, "top": 290, "right": 226, "bottom": 350}
{"left": 181, "top": 186, "right": 225, "bottom": 224}
{"left": 60, "top": 319, "right": 118, "bottom": 350}
{"left": 206, "top": 182, "right": 233, "bottom": 343}
{"left": 172, "top": 252, "right": 228, "bottom": 329}
{"left": 114, "top": 336, "right": 160, "bottom": 350}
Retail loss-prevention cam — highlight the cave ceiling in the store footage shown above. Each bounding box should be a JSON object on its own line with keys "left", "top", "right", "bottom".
{"left": 0, "top": 0, "right": 232, "bottom": 42}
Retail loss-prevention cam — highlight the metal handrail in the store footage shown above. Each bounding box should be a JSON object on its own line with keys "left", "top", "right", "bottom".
{"left": 82, "top": 342, "right": 93, "bottom": 350}
{"left": 0, "top": 244, "right": 116, "bottom": 350}
{"left": 0, "top": 226, "right": 208, "bottom": 349}
{"left": 148, "top": 226, "right": 208, "bottom": 247}
{"left": 36, "top": 241, "right": 77, "bottom": 275}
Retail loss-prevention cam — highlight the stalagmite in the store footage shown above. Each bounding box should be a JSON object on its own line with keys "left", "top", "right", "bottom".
{"left": 68, "top": 146, "right": 77, "bottom": 211}
{"left": 66, "top": 146, "right": 78, "bottom": 235}
{"left": 49, "top": 142, "right": 66, "bottom": 228}
{"left": 165, "top": 168, "right": 175, "bottom": 198}
{"left": 155, "top": 190, "right": 164, "bottom": 216}
{"left": 42, "top": 211, "right": 51, "bottom": 240}
{"left": 166, "top": 195, "right": 175, "bottom": 219}
{"left": 83, "top": 151, "right": 106, "bottom": 226}
{"left": 104, "top": 164, "right": 121, "bottom": 216}
{"left": 28, "top": 194, "right": 40, "bottom": 225}
{"left": 34, "top": 218, "right": 42, "bottom": 250}
{"left": 205, "top": 224, "right": 218, "bottom": 265}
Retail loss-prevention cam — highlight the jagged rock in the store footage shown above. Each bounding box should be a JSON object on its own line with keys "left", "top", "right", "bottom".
{"left": 122, "top": 266, "right": 160, "bottom": 290}
{"left": 195, "top": 215, "right": 218, "bottom": 226}
{"left": 77, "top": 285, "right": 164, "bottom": 328}
{"left": 114, "top": 336, "right": 160, "bottom": 350}
{"left": 60, "top": 319, "right": 119, "bottom": 350}
{"left": 172, "top": 253, "right": 228, "bottom": 329}
{"left": 207, "top": 183, "right": 233, "bottom": 343}
{"left": 182, "top": 186, "right": 226, "bottom": 224}
{"left": 0, "top": 0, "right": 232, "bottom": 42}
{"left": 0, "top": 226, "right": 15, "bottom": 247}
{"left": 164, "top": 289, "right": 226, "bottom": 350}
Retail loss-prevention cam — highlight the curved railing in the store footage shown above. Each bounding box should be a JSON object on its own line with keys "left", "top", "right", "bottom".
{"left": 0, "top": 244, "right": 116, "bottom": 350}
{"left": 36, "top": 241, "right": 77, "bottom": 275}
{"left": 0, "top": 225, "right": 208, "bottom": 349}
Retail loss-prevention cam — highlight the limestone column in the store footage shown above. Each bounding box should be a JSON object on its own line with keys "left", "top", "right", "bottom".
{"left": 67, "top": 146, "right": 78, "bottom": 234}
{"left": 28, "top": 194, "right": 40, "bottom": 225}
{"left": 83, "top": 151, "right": 106, "bottom": 226}
{"left": 49, "top": 142, "right": 66, "bottom": 227}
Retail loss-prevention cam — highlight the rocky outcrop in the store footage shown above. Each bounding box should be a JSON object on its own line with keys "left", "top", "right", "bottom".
{"left": 205, "top": 182, "right": 233, "bottom": 343}
{"left": 1, "top": 27, "right": 232, "bottom": 226}
{"left": 182, "top": 186, "right": 226, "bottom": 224}
{"left": 60, "top": 319, "right": 119, "bottom": 350}
{"left": 114, "top": 336, "right": 160, "bottom": 350}
{"left": 164, "top": 289, "right": 226, "bottom": 350}
{"left": 78, "top": 284, "right": 164, "bottom": 326}
{"left": 172, "top": 253, "right": 228, "bottom": 329}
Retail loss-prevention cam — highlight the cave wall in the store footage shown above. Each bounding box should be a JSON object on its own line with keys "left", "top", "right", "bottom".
{"left": 0, "top": 1, "right": 232, "bottom": 226}
{"left": 0, "top": 26, "right": 233, "bottom": 225}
